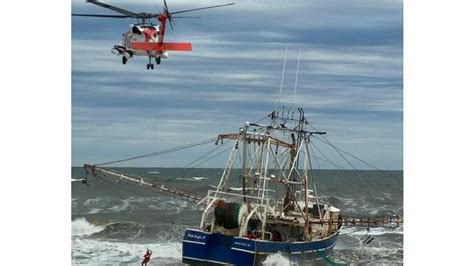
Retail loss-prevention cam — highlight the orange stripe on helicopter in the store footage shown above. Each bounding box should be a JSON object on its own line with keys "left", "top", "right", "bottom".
{"left": 131, "top": 42, "right": 192, "bottom": 51}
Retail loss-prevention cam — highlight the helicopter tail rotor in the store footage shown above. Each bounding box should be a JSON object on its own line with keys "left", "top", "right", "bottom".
{"left": 163, "top": 0, "right": 175, "bottom": 30}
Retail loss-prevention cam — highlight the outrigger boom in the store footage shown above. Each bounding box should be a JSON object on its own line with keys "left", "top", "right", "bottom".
{"left": 83, "top": 164, "right": 203, "bottom": 203}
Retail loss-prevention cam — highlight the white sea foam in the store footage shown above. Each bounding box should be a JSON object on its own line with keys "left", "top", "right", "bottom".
{"left": 191, "top": 176, "right": 208, "bottom": 180}
{"left": 84, "top": 197, "right": 106, "bottom": 206}
{"left": 147, "top": 171, "right": 160, "bottom": 174}
{"left": 87, "top": 208, "right": 102, "bottom": 214}
{"left": 175, "top": 177, "right": 207, "bottom": 182}
{"left": 262, "top": 253, "right": 291, "bottom": 266}
{"left": 72, "top": 218, "right": 182, "bottom": 264}
{"left": 109, "top": 199, "right": 131, "bottom": 212}
{"left": 72, "top": 238, "right": 182, "bottom": 265}
{"left": 347, "top": 227, "right": 404, "bottom": 236}
{"left": 72, "top": 218, "right": 105, "bottom": 237}
{"left": 369, "top": 209, "right": 380, "bottom": 215}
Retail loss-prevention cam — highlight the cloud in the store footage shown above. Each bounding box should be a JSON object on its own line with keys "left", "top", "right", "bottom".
{"left": 72, "top": 0, "right": 403, "bottom": 169}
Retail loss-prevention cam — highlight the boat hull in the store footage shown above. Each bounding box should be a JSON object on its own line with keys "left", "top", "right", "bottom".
{"left": 182, "top": 228, "right": 340, "bottom": 265}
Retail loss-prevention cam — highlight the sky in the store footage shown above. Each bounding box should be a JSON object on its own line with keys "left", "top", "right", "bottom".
{"left": 71, "top": 0, "right": 403, "bottom": 169}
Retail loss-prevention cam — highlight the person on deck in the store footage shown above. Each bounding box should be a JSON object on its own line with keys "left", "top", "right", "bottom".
{"left": 141, "top": 248, "right": 152, "bottom": 266}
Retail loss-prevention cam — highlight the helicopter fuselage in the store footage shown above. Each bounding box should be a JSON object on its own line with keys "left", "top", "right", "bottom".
{"left": 121, "top": 24, "right": 169, "bottom": 58}
{"left": 73, "top": 0, "right": 234, "bottom": 70}
{"left": 110, "top": 23, "right": 174, "bottom": 70}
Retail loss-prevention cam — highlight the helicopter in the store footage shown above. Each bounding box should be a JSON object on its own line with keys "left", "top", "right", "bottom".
{"left": 73, "top": 0, "right": 235, "bottom": 70}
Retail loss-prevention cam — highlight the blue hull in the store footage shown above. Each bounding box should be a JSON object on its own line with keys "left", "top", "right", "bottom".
{"left": 182, "top": 228, "right": 340, "bottom": 265}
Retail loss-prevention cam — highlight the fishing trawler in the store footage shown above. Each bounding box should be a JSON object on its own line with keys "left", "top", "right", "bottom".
{"left": 181, "top": 107, "right": 342, "bottom": 265}
{"left": 85, "top": 106, "right": 357, "bottom": 265}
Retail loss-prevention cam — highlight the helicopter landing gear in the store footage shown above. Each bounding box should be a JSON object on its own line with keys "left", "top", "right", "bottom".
{"left": 155, "top": 57, "right": 161, "bottom": 65}
{"left": 146, "top": 56, "right": 155, "bottom": 70}
{"left": 122, "top": 56, "right": 127, "bottom": 65}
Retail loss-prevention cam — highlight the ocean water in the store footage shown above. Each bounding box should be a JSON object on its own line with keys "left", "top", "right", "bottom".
{"left": 72, "top": 167, "right": 403, "bottom": 265}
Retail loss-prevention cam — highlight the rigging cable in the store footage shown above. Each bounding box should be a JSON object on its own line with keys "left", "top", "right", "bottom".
{"left": 308, "top": 141, "right": 338, "bottom": 205}
{"left": 309, "top": 141, "right": 346, "bottom": 170}
{"left": 314, "top": 134, "right": 399, "bottom": 179}
{"left": 309, "top": 140, "right": 321, "bottom": 170}
{"left": 308, "top": 123, "right": 398, "bottom": 178}
{"left": 310, "top": 140, "right": 374, "bottom": 196}
{"left": 318, "top": 135, "right": 402, "bottom": 197}
{"left": 164, "top": 141, "right": 231, "bottom": 182}
{"left": 308, "top": 125, "right": 401, "bottom": 200}
{"left": 311, "top": 131, "right": 357, "bottom": 170}
{"left": 254, "top": 115, "right": 270, "bottom": 125}
{"left": 96, "top": 138, "right": 217, "bottom": 166}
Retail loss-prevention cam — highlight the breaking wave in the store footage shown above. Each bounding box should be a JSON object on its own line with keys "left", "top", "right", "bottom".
{"left": 72, "top": 218, "right": 105, "bottom": 237}
{"left": 342, "top": 226, "right": 404, "bottom": 236}
{"left": 72, "top": 238, "right": 182, "bottom": 265}
{"left": 72, "top": 218, "right": 182, "bottom": 265}
{"left": 262, "top": 253, "right": 291, "bottom": 266}
{"left": 72, "top": 218, "right": 147, "bottom": 240}
{"left": 91, "top": 221, "right": 146, "bottom": 240}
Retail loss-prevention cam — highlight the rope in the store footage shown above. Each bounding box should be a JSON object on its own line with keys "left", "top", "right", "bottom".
{"left": 96, "top": 138, "right": 216, "bottom": 166}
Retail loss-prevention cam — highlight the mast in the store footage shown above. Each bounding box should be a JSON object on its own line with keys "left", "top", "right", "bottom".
{"left": 241, "top": 123, "right": 249, "bottom": 202}
{"left": 283, "top": 108, "right": 305, "bottom": 214}
{"left": 303, "top": 135, "right": 310, "bottom": 239}
{"left": 283, "top": 141, "right": 296, "bottom": 213}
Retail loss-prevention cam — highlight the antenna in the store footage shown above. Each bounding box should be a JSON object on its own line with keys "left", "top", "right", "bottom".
{"left": 292, "top": 48, "right": 301, "bottom": 111}
{"left": 275, "top": 47, "right": 288, "bottom": 111}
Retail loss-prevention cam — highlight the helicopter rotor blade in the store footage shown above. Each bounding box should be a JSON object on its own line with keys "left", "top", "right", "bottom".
{"left": 164, "top": 0, "right": 169, "bottom": 13}
{"left": 170, "top": 2, "right": 235, "bottom": 15}
{"left": 75, "top": 0, "right": 231, "bottom": 20}
{"left": 85, "top": 0, "right": 138, "bottom": 17}
{"left": 163, "top": 0, "right": 174, "bottom": 30}
{"left": 72, "top": 13, "right": 130, "bottom": 18}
